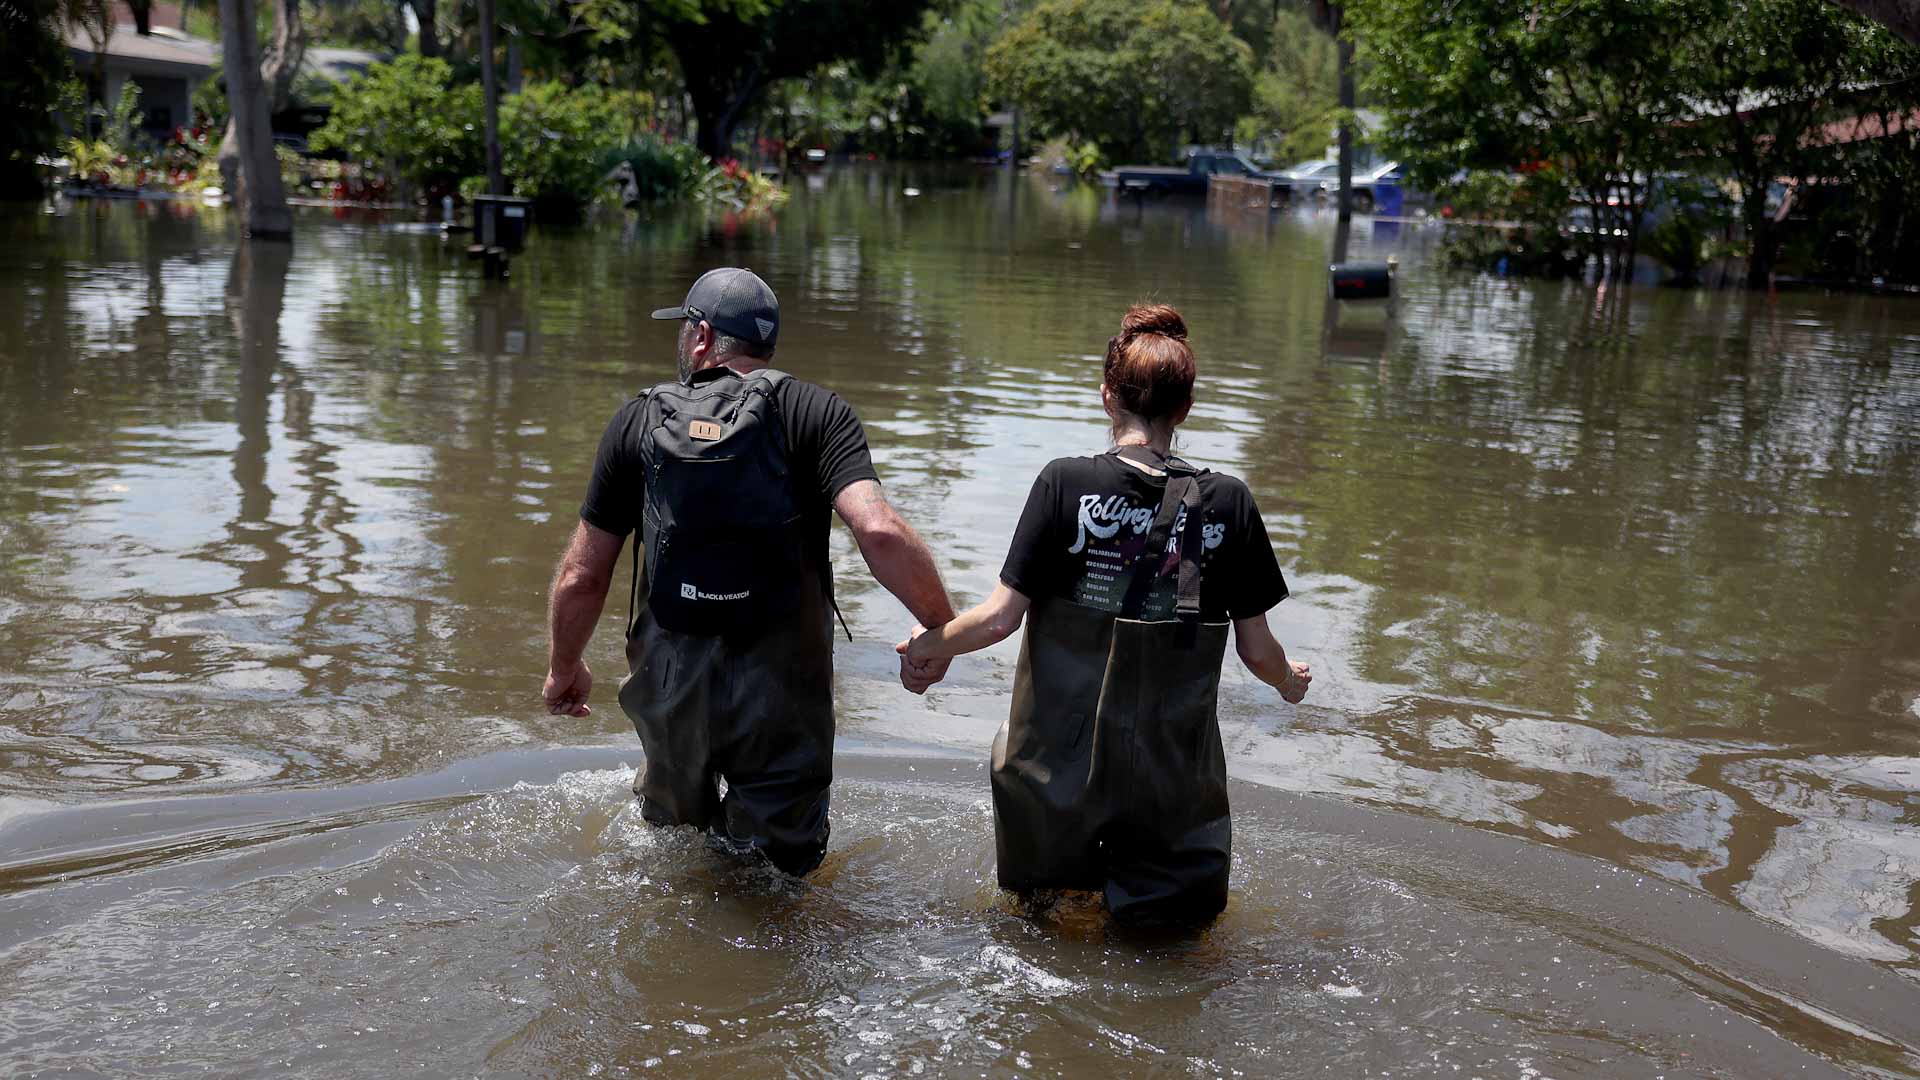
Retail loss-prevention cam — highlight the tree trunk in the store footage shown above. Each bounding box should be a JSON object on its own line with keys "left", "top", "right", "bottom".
{"left": 410, "top": 0, "right": 439, "bottom": 57}
{"left": 478, "top": 0, "right": 503, "bottom": 196}
{"left": 692, "top": 94, "right": 732, "bottom": 160}
{"left": 681, "top": 53, "right": 765, "bottom": 161}
{"left": 263, "top": 0, "right": 306, "bottom": 110}
{"left": 1742, "top": 181, "right": 1775, "bottom": 289}
{"left": 218, "top": 0, "right": 292, "bottom": 238}
{"left": 1615, "top": 176, "right": 1642, "bottom": 282}
{"left": 128, "top": 0, "right": 152, "bottom": 34}
{"left": 218, "top": 0, "right": 304, "bottom": 199}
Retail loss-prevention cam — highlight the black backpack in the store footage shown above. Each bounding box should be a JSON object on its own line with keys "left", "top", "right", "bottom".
{"left": 635, "top": 368, "right": 804, "bottom": 636}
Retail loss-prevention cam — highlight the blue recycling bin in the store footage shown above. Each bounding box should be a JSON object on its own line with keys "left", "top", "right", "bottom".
{"left": 1373, "top": 181, "right": 1404, "bottom": 217}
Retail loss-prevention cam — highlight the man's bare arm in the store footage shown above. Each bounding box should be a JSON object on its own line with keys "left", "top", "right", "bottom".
{"left": 833, "top": 479, "right": 956, "bottom": 630}
{"left": 834, "top": 479, "right": 957, "bottom": 693}
{"left": 544, "top": 519, "right": 626, "bottom": 716}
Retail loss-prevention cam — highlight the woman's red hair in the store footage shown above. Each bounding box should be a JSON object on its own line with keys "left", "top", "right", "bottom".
{"left": 1103, "top": 303, "right": 1196, "bottom": 422}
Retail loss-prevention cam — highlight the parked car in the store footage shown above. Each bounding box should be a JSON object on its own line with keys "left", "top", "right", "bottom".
{"left": 1276, "top": 158, "right": 1342, "bottom": 197}
{"left": 1107, "top": 148, "right": 1276, "bottom": 196}
{"left": 1315, "top": 160, "right": 1404, "bottom": 211}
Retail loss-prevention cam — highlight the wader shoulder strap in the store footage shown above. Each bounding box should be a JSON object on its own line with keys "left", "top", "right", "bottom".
{"left": 1111, "top": 444, "right": 1200, "bottom": 477}
{"left": 1174, "top": 477, "right": 1204, "bottom": 621}
{"left": 1113, "top": 445, "right": 1208, "bottom": 622}
{"left": 626, "top": 386, "right": 652, "bottom": 639}
{"left": 1119, "top": 471, "right": 1198, "bottom": 620}
{"left": 627, "top": 530, "right": 642, "bottom": 638}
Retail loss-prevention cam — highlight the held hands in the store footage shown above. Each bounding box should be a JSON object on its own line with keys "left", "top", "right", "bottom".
{"left": 1280, "top": 660, "right": 1312, "bottom": 704}
{"left": 543, "top": 658, "right": 593, "bottom": 717}
{"left": 894, "top": 624, "right": 950, "bottom": 695}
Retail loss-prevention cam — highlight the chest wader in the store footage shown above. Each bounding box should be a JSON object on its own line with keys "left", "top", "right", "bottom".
{"left": 992, "top": 452, "right": 1233, "bottom": 925}
{"left": 618, "top": 556, "right": 837, "bottom": 876}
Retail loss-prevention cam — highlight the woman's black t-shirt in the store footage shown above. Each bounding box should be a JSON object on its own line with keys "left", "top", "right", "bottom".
{"left": 999, "top": 453, "right": 1288, "bottom": 622}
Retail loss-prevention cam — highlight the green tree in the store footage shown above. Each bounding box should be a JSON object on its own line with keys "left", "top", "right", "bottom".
{"left": 642, "top": 0, "right": 943, "bottom": 159}
{"left": 307, "top": 0, "right": 409, "bottom": 52}
{"left": 983, "top": 0, "right": 1254, "bottom": 164}
{"left": 1236, "top": 7, "right": 1339, "bottom": 164}
{"left": 309, "top": 54, "right": 483, "bottom": 199}
{"left": 1679, "top": 0, "right": 1920, "bottom": 286}
{"left": 1824, "top": 0, "right": 1920, "bottom": 43}
{"left": 1348, "top": 0, "right": 1707, "bottom": 277}
{"left": 2, "top": 0, "right": 81, "bottom": 198}
{"left": 893, "top": 1, "right": 1006, "bottom": 155}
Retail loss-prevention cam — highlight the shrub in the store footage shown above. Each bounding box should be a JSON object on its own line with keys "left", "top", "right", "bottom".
{"left": 1037, "top": 136, "right": 1103, "bottom": 179}
{"left": 1438, "top": 168, "right": 1584, "bottom": 277}
{"left": 596, "top": 134, "right": 709, "bottom": 203}
{"left": 1642, "top": 179, "right": 1736, "bottom": 285}
{"left": 498, "top": 83, "right": 652, "bottom": 216}
{"left": 309, "top": 55, "right": 482, "bottom": 200}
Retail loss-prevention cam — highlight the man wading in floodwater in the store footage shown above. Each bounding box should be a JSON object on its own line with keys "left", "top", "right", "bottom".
{"left": 542, "top": 268, "right": 956, "bottom": 875}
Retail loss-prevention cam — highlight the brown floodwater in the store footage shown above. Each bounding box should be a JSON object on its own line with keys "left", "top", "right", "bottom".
{"left": 2, "top": 167, "right": 1919, "bottom": 1077}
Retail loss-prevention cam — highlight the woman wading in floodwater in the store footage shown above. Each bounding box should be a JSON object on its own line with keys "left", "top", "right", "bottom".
{"left": 899, "top": 304, "right": 1311, "bottom": 925}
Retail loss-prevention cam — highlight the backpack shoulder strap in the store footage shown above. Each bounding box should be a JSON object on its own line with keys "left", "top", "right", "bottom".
{"left": 744, "top": 369, "right": 853, "bottom": 641}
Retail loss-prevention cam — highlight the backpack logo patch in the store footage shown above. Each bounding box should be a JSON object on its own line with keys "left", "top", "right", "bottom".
{"left": 754, "top": 318, "right": 775, "bottom": 340}
{"left": 688, "top": 419, "right": 723, "bottom": 441}
{"left": 680, "top": 583, "right": 698, "bottom": 600}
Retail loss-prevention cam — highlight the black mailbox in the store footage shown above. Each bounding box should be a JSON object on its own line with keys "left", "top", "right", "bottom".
{"left": 472, "top": 195, "right": 532, "bottom": 251}
{"left": 1329, "top": 261, "right": 1392, "bottom": 300}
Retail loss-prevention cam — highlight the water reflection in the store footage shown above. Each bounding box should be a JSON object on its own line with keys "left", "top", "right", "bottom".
{"left": 0, "top": 171, "right": 1917, "bottom": 976}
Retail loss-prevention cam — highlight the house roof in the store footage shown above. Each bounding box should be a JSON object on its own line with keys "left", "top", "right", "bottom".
{"left": 65, "top": 23, "right": 217, "bottom": 76}
{"left": 1816, "top": 108, "right": 1918, "bottom": 145}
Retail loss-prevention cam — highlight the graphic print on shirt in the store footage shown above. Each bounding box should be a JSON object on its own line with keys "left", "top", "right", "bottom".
{"left": 1066, "top": 492, "right": 1223, "bottom": 616}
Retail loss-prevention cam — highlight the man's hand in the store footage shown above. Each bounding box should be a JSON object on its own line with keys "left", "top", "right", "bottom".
{"left": 895, "top": 624, "right": 951, "bottom": 694}
{"left": 1280, "top": 660, "right": 1312, "bottom": 704}
{"left": 544, "top": 659, "right": 594, "bottom": 716}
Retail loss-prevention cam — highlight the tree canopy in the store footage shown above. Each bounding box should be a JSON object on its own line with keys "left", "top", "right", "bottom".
{"left": 593, "top": 0, "right": 942, "bottom": 158}
{"left": 1346, "top": 0, "right": 1920, "bottom": 278}
{"left": 984, "top": 0, "right": 1255, "bottom": 164}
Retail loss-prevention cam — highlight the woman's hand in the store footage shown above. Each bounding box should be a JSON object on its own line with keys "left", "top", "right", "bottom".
{"left": 1233, "top": 614, "right": 1311, "bottom": 703}
{"left": 896, "top": 625, "right": 950, "bottom": 694}
{"left": 1280, "top": 660, "right": 1312, "bottom": 704}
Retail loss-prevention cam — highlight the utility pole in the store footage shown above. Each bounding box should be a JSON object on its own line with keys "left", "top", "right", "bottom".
{"left": 478, "top": 0, "right": 504, "bottom": 196}
{"left": 1333, "top": 3, "right": 1355, "bottom": 221}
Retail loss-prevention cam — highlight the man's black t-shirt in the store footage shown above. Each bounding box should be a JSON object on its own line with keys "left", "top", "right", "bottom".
{"left": 1000, "top": 453, "right": 1288, "bottom": 622}
{"left": 579, "top": 370, "right": 879, "bottom": 583}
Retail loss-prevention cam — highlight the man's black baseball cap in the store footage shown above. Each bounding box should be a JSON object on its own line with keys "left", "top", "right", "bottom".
{"left": 650, "top": 267, "right": 780, "bottom": 347}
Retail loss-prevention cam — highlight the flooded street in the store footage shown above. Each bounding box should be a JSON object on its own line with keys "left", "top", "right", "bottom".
{"left": 4, "top": 167, "right": 1920, "bottom": 1076}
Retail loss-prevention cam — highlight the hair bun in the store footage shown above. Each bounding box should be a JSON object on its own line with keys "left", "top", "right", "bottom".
{"left": 1120, "top": 303, "right": 1187, "bottom": 342}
